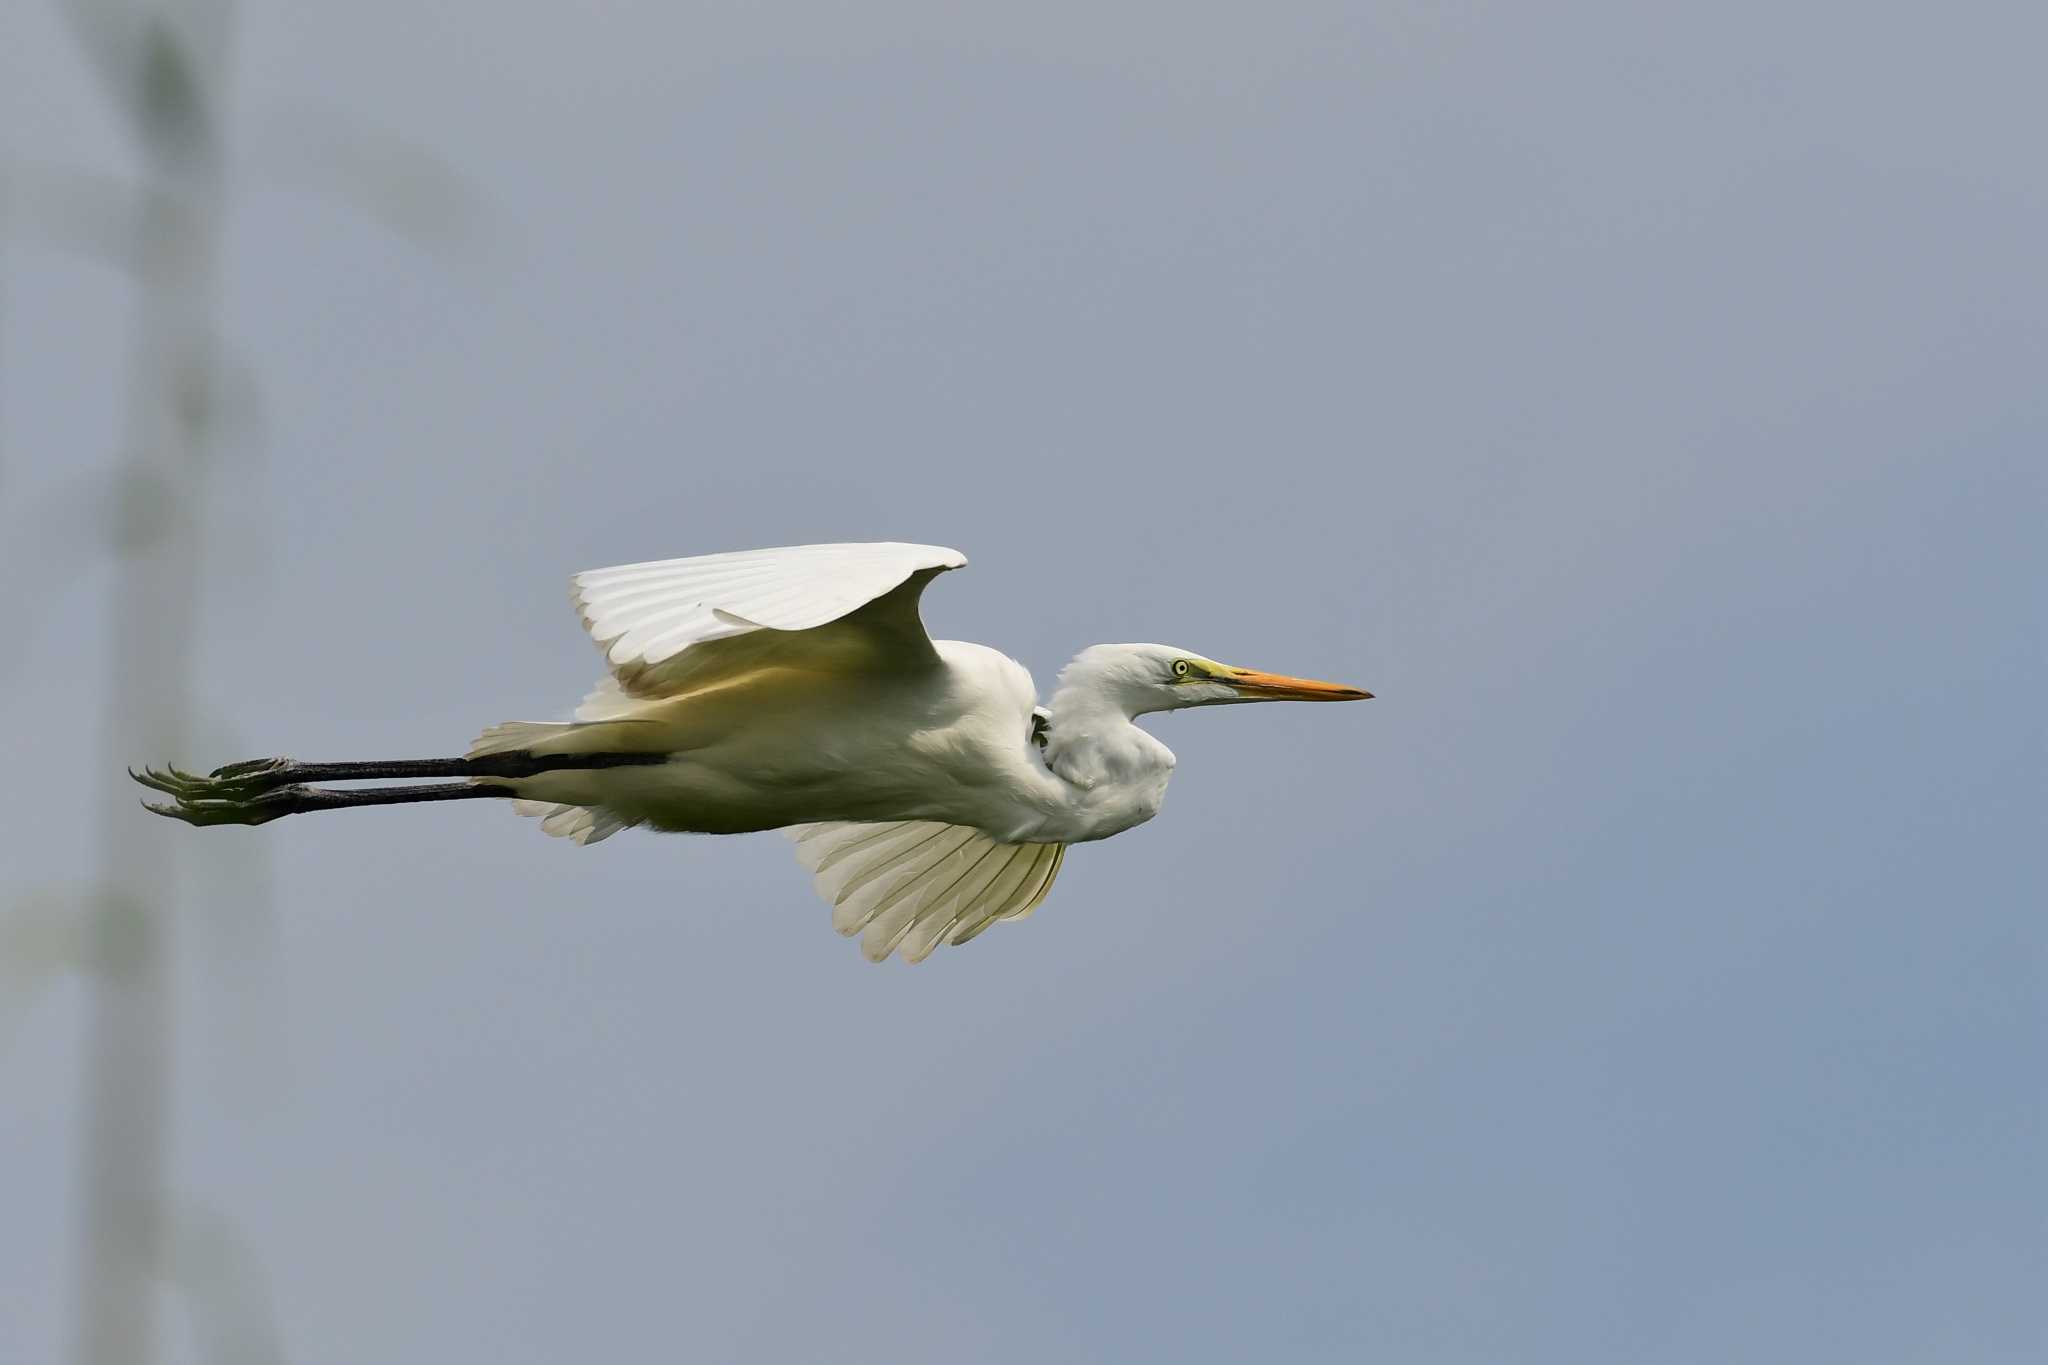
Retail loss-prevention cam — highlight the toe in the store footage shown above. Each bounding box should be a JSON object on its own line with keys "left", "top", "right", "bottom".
{"left": 212, "top": 757, "right": 287, "bottom": 779}
{"left": 131, "top": 767, "right": 184, "bottom": 796}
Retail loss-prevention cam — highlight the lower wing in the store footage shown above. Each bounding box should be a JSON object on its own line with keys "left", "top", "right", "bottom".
{"left": 786, "top": 821, "right": 1066, "bottom": 963}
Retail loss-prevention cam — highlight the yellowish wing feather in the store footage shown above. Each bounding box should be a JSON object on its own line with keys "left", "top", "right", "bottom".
{"left": 788, "top": 821, "right": 1068, "bottom": 963}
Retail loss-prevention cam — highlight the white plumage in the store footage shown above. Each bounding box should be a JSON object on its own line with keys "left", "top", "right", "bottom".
{"left": 573, "top": 542, "right": 967, "bottom": 694}
{"left": 789, "top": 821, "right": 1064, "bottom": 963}
{"left": 139, "top": 541, "right": 1370, "bottom": 963}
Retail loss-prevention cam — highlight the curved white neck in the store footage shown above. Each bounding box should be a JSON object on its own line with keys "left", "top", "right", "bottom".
{"left": 1036, "top": 678, "right": 1177, "bottom": 842}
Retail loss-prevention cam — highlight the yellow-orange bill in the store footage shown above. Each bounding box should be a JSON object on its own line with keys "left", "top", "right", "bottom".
{"left": 1223, "top": 668, "right": 1373, "bottom": 702}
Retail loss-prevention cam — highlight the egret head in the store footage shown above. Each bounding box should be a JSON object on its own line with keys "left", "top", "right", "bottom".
{"left": 1060, "top": 643, "right": 1372, "bottom": 716}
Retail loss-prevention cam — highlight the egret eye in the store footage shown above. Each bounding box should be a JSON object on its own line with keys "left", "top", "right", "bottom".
{"left": 1171, "top": 659, "right": 1192, "bottom": 679}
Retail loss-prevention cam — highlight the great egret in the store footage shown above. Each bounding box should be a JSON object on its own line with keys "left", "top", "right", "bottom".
{"left": 134, "top": 542, "right": 1371, "bottom": 961}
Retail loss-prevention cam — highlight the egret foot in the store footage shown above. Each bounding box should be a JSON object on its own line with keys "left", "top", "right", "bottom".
{"left": 208, "top": 755, "right": 299, "bottom": 787}
{"left": 131, "top": 759, "right": 296, "bottom": 802}
{"left": 139, "top": 781, "right": 312, "bottom": 826}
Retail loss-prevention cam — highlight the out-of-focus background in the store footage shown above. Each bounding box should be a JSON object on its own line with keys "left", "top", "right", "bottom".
{"left": 3, "top": 3, "right": 2042, "bottom": 1362}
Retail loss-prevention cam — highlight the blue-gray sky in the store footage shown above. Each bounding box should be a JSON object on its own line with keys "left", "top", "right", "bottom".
{"left": 4, "top": 3, "right": 2043, "bottom": 1362}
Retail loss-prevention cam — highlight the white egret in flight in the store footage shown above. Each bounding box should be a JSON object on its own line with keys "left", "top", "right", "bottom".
{"left": 136, "top": 543, "right": 1371, "bottom": 962}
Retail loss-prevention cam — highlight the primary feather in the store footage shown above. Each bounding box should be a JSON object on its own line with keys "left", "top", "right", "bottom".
{"left": 787, "top": 821, "right": 1065, "bottom": 963}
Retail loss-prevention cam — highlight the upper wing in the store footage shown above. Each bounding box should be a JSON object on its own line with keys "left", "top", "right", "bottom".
{"left": 786, "top": 821, "right": 1066, "bottom": 963}
{"left": 572, "top": 542, "right": 966, "bottom": 697}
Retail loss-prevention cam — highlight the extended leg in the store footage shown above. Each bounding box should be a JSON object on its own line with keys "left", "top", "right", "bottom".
{"left": 141, "top": 780, "right": 519, "bottom": 827}
{"left": 132, "top": 749, "right": 667, "bottom": 801}
{"left": 131, "top": 748, "right": 671, "bottom": 828}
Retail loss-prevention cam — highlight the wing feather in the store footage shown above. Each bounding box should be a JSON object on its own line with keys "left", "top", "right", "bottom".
{"left": 788, "top": 821, "right": 1069, "bottom": 963}
{"left": 952, "top": 844, "right": 1063, "bottom": 946}
{"left": 572, "top": 541, "right": 966, "bottom": 697}
{"left": 509, "top": 798, "right": 632, "bottom": 845}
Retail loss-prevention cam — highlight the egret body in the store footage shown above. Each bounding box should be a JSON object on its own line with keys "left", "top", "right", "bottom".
{"left": 136, "top": 542, "right": 1370, "bottom": 961}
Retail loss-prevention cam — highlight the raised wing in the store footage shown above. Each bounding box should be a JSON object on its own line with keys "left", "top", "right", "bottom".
{"left": 787, "top": 821, "right": 1066, "bottom": 963}
{"left": 572, "top": 542, "right": 967, "bottom": 697}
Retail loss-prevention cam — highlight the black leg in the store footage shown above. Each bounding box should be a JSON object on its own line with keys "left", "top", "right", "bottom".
{"left": 141, "top": 780, "right": 520, "bottom": 827}
{"left": 131, "top": 747, "right": 673, "bottom": 827}
{"left": 133, "top": 749, "right": 668, "bottom": 799}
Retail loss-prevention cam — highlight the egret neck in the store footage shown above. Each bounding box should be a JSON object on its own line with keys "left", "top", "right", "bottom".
{"left": 1034, "top": 652, "right": 1181, "bottom": 844}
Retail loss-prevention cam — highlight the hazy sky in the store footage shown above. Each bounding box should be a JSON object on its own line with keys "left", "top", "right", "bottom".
{"left": 4, "top": 3, "right": 2043, "bottom": 1362}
